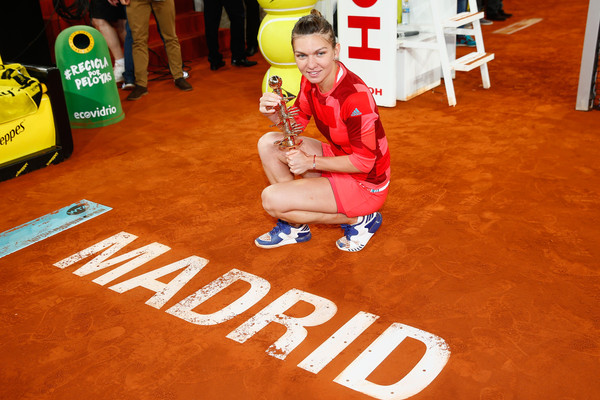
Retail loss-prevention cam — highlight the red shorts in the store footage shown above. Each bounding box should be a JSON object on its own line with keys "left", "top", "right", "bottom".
{"left": 321, "top": 143, "right": 389, "bottom": 218}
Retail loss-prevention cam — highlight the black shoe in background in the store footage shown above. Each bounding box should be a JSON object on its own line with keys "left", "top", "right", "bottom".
{"left": 210, "top": 60, "right": 225, "bottom": 71}
{"left": 485, "top": 13, "right": 507, "bottom": 21}
{"left": 245, "top": 46, "right": 258, "bottom": 57}
{"left": 174, "top": 78, "right": 193, "bottom": 91}
{"left": 127, "top": 85, "right": 148, "bottom": 101}
{"left": 232, "top": 58, "right": 257, "bottom": 67}
{"left": 500, "top": 10, "right": 513, "bottom": 18}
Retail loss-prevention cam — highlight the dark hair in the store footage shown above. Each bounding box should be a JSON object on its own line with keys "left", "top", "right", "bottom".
{"left": 291, "top": 9, "right": 337, "bottom": 48}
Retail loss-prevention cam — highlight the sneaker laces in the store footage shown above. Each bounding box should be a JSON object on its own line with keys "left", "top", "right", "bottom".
{"left": 268, "top": 219, "right": 289, "bottom": 237}
{"left": 340, "top": 223, "right": 351, "bottom": 238}
{"left": 340, "top": 218, "right": 361, "bottom": 239}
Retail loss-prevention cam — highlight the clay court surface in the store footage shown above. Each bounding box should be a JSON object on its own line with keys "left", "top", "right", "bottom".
{"left": 1, "top": 1, "right": 599, "bottom": 399}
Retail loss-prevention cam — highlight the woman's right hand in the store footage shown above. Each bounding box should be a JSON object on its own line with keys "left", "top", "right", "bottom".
{"left": 259, "top": 92, "right": 281, "bottom": 115}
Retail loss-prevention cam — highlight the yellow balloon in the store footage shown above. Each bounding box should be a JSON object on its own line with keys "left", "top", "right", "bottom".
{"left": 258, "top": 0, "right": 316, "bottom": 15}
{"left": 258, "top": 12, "right": 309, "bottom": 65}
{"left": 261, "top": 66, "right": 303, "bottom": 107}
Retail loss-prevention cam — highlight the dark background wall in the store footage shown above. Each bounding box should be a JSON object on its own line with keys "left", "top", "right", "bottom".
{"left": 1, "top": 0, "right": 53, "bottom": 65}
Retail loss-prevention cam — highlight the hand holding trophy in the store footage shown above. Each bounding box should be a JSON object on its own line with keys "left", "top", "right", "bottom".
{"left": 268, "top": 76, "right": 303, "bottom": 150}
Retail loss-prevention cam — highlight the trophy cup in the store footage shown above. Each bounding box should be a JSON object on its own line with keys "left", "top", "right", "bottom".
{"left": 268, "top": 75, "right": 303, "bottom": 150}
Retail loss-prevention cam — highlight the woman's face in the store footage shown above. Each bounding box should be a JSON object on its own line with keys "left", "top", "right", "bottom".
{"left": 293, "top": 34, "right": 340, "bottom": 92}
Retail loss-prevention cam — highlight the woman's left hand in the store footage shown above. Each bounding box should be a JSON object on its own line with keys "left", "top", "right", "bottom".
{"left": 286, "top": 149, "right": 311, "bottom": 175}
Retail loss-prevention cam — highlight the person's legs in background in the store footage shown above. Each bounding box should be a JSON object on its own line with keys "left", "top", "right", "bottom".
{"left": 485, "top": 0, "right": 512, "bottom": 21}
{"left": 203, "top": 0, "right": 225, "bottom": 70}
{"left": 151, "top": 8, "right": 189, "bottom": 79}
{"left": 243, "top": 0, "right": 260, "bottom": 56}
{"left": 476, "top": 0, "right": 493, "bottom": 25}
{"left": 150, "top": 0, "right": 192, "bottom": 90}
{"left": 122, "top": 21, "right": 135, "bottom": 89}
{"left": 126, "top": 0, "right": 152, "bottom": 99}
{"left": 456, "top": 0, "right": 476, "bottom": 47}
{"left": 498, "top": 0, "right": 512, "bottom": 18}
{"left": 91, "top": 17, "right": 126, "bottom": 82}
{"left": 224, "top": 0, "right": 256, "bottom": 67}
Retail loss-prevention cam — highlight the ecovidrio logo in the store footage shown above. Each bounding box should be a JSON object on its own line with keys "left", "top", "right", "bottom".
{"left": 73, "top": 105, "right": 118, "bottom": 120}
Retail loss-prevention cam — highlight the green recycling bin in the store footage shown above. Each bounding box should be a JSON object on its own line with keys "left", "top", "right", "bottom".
{"left": 55, "top": 25, "right": 124, "bottom": 128}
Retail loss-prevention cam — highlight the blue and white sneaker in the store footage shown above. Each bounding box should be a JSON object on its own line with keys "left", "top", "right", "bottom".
{"left": 457, "top": 35, "right": 476, "bottom": 47}
{"left": 336, "top": 212, "right": 382, "bottom": 252}
{"left": 255, "top": 219, "right": 311, "bottom": 248}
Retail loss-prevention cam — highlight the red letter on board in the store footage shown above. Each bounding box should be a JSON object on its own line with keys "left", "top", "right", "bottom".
{"left": 347, "top": 16, "right": 381, "bottom": 61}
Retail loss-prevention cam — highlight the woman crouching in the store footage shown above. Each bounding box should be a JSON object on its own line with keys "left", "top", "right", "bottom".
{"left": 255, "top": 10, "right": 391, "bottom": 252}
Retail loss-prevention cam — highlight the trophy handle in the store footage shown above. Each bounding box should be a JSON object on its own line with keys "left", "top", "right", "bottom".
{"left": 268, "top": 75, "right": 302, "bottom": 151}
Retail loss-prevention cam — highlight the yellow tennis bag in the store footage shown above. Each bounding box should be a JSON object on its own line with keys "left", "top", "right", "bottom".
{"left": 0, "top": 63, "right": 44, "bottom": 122}
{"left": 0, "top": 60, "right": 56, "bottom": 166}
{"left": 0, "top": 53, "right": 73, "bottom": 181}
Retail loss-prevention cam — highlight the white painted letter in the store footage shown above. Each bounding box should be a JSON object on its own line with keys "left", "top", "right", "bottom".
{"left": 108, "top": 256, "right": 209, "bottom": 309}
{"left": 298, "top": 311, "right": 379, "bottom": 373}
{"left": 53, "top": 231, "right": 170, "bottom": 285}
{"left": 166, "top": 269, "right": 270, "bottom": 325}
{"left": 227, "top": 289, "right": 338, "bottom": 360}
{"left": 54, "top": 231, "right": 138, "bottom": 269}
{"left": 333, "top": 323, "right": 451, "bottom": 400}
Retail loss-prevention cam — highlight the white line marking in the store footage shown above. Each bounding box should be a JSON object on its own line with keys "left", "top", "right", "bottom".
{"left": 494, "top": 18, "right": 543, "bottom": 35}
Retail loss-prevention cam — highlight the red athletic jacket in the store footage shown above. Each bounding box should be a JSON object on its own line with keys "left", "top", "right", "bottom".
{"left": 294, "top": 62, "right": 391, "bottom": 187}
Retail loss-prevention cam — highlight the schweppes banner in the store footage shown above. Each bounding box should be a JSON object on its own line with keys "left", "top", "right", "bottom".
{"left": 0, "top": 64, "right": 56, "bottom": 165}
{"left": 55, "top": 25, "right": 124, "bottom": 128}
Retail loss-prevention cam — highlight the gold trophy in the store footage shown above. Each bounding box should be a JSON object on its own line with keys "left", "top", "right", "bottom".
{"left": 268, "top": 76, "right": 303, "bottom": 150}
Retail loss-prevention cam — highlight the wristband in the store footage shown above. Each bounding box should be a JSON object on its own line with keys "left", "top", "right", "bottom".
{"left": 312, "top": 155, "right": 316, "bottom": 170}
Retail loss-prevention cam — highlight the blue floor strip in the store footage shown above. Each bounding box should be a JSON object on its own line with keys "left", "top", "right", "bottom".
{"left": 0, "top": 199, "right": 111, "bottom": 259}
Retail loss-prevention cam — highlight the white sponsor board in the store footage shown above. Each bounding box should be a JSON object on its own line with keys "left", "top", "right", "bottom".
{"left": 338, "top": 0, "right": 398, "bottom": 107}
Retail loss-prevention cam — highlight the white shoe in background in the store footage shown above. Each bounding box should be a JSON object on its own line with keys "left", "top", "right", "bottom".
{"left": 113, "top": 60, "right": 125, "bottom": 83}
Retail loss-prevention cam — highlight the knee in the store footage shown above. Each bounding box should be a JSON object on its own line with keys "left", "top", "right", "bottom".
{"left": 257, "top": 131, "right": 282, "bottom": 156}
{"left": 257, "top": 131, "right": 276, "bottom": 150}
{"left": 261, "top": 185, "right": 275, "bottom": 213}
{"left": 261, "top": 185, "right": 284, "bottom": 216}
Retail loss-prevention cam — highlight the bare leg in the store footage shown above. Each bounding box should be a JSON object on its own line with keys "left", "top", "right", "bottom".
{"left": 257, "top": 132, "right": 324, "bottom": 184}
{"left": 255, "top": 132, "right": 383, "bottom": 250}
{"left": 257, "top": 132, "right": 295, "bottom": 184}
{"left": 92, "top": 18, "right": 124, "bottom": 60}
{"left": 278, "top": 209, "right": 357, "bottom": 225}
{"left": 115, "top": 19, "right": 127, "bottom": 43}
{"left": 260, "top": 173, "right": 358, "bottom": 225}
{"left": 257, "top": 131, "right": 358, "bottom": 225}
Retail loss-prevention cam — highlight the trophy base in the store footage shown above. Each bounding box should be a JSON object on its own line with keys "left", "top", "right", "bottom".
{"left": 274, "top": 137, "right": 303, "bottom": 150}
